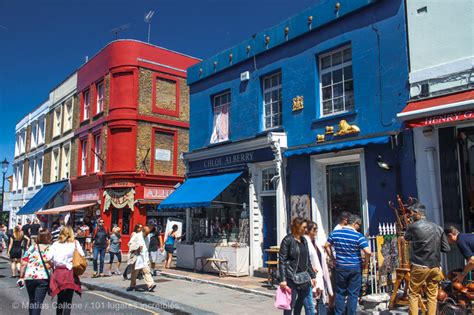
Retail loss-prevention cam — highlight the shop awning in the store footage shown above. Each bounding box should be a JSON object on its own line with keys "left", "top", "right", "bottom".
{"left": 35, "top": 203, "right": 96, "bottom": 215}
{"left": 158, "top": 172, "right": 243, "bottom": 209}
{"left": 16, "top": 180, "right": 69, "bottom": 215}
{"left": 284, "top": 136, "right": 390, "bottom": 157}
{"left": 397, "top": 90, "right": 474, "bottom": 127}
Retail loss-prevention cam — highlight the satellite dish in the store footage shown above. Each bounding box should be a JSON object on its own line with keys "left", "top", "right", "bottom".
{"left": 110, "top": 23, "right": 131, "bottom": 39}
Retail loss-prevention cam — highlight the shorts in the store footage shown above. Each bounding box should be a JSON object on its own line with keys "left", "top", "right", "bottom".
{"left": 109, "top": 251, "right": 122, "bottom": 264}
{"left": 164, "top": 244, "right": 174, "bottom": 254}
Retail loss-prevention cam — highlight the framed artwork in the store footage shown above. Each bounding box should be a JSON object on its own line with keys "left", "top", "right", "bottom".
{"left": 290, "top": 195, "right": 311, "bottom": 222}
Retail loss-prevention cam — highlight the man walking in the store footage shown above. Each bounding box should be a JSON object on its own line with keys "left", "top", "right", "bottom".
{"left": 444, "top": 226, "right": 473, "bottom": 283}
{"left": 333, "top": 211, "right": 351, "bottom": 231}
{"left": 325, "top": 214, "right": 371, "bottom": 315}
{"left": 404, "top": 203, "right": 450, "bottom": 315}
{"left": 127, "top": 225, "right": 156, "bottom": 292}
{"left": 92, "top": 219, "right": 109, "bottom": 277}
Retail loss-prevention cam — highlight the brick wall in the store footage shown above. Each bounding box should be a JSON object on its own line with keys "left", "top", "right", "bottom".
{"left": 42, "top": 149, "right": 51, "bottom": 183}
{"left": 25, "top": 125, "right": 32, "bottom": 154}
{"left": 70, "top": 138, "right": 78, "bottom": 177}
{"left": 137, "top": 68, "right": 190, "bottom": 123}
{"left": 45, "top": 111, "right": 53, "bottom": 145}
{"left": 22, "top": 158, "right": 29, "bottom": 188}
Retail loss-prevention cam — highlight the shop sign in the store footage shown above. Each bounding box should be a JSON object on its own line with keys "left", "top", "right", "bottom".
{"left": 72, "top": 189, "right": 99, "bottom": 203}
{"left": 155, "top": 149, "right": 171, "bottom": 161}
{"left": 103, "top": 188, "right": 135, "bottom": 211}
{"left": 144, "top": 186, "right": 174, "bottom": 200}
{"left": 407, "top": 110, "right": 474, "bottom": 128}
{"left": 106, "top": 181, "right": 135, "bottom": 188}
{"left": 189, "top": 147, "right": 274, "bottom": 172}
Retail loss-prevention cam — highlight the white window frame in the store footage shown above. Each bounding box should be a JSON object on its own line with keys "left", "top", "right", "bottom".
{"left": 37, "top": 117, "right": 45, "bottom": 146}
{"left": 83, "top": 90, "right": 90, "bottom": 120}
{"left": 64, "top": 100, "right": 73, "bottom": 131}
{"left": 210, "top": 91, "right": 231, "bottom": 144}
{"left": 319, "top": 45, "right": 354, "bottom": 117}
{"left": 262, "top": 72, "right": 282, "bottom": 130}
{"left": 81, "top": 140, "right": 88, "bottom": 176}
{"left": 261, "top": 167, "right": 278, "bottom": 193}
{"left": 96, "top": 82, "right": 104, "bottom": 114}
{"left": 61, "top": 143, "right": 71, "bottom": 179}
{"left": 53, "top": 107, "right": 62, "bottom": 138}
{"left": 51, "top": 148, "right": 60, "bottom": 181}
{"left": 17, "top": 162, "right": 23, "bottom": 191}
{"left": 30, "top": 122, "right": 38, "bottom": 150}
{"left": 35, "top": 156, "right": 43, "bottom": 187}
{"left": 28, "top": 158, "right": 36, "bottom": 188}
{"left": 14, "top": 134, "right": 20, "bottom": 157}
{"left": 93, "top": 134, "right": 101, "bottom": 172}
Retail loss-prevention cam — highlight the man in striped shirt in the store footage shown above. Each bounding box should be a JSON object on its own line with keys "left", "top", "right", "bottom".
{"left": 325, "top": 214, "right": 371, "bottom": 315}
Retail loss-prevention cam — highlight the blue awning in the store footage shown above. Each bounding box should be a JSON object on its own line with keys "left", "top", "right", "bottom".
{"left": 158, "top": 172, "right": 243, "bottom": 209}
{"left": 284, "top": 136, "right": 390, "bottom": 157}
{"left": 17, "top": 180, "right": 69, "bottom": 215}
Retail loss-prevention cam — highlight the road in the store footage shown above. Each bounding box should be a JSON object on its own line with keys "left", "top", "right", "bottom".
{"left": 0, "top": 259, "right": 166, "bottom": 315}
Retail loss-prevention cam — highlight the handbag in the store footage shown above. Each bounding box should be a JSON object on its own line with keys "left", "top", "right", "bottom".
{"left": 292, "top": 238, "right": 311, "bottom": 286}
{"left": 37, "top": 244, "right": 51, "bottom": 294}
{"left": 274, "top": 286, "right": 292, "bottom": 310}
{"left": 72, "top": 241, "right": 87, "bottom": 276}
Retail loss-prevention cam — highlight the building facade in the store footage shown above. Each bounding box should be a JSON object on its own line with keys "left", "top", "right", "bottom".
{"left": 70, "top": 40, "right": 199, "bottom": 249}
{"left": 160, "top": 0, "right": 417, "bottom": 274}
{"left": 397, "top": 0, "right": 474, "bottom": 269}
{"left": 10, "top": 100, "right": 49, "bottom": 227}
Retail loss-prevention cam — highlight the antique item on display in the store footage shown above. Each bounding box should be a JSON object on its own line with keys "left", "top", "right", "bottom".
{"left": 334, "top": 119, "right": 360, "bottom": 136}
{"left": 325, "top": 126, "right": 334, "bottom": 134}
{"left": 103, "top": 188, "right": 135, "bottom": 211}
{"left": 290, "top": 195, "right": 310, "bottom": 222}
{"left": 292, "top": 96, "right": 304, "bottom": 111}
{"left": 317, "top": 134, "right": 325, "bottom": 143}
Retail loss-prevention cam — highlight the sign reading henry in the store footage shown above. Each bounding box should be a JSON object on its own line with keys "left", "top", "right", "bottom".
{"left": 407, "top": 110, "right": 474, "bottom": 128}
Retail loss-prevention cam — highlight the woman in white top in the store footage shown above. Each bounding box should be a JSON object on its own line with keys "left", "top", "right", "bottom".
{"left": 46, "top": 226, "right": 85, "bottom": 315}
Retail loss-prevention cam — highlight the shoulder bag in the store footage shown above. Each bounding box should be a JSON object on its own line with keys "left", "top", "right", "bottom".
{"left": 292, "top": 237, "right": 311, "bottom": 286}
{"left": 72, "top": 241, "right": 87, "bottom": 276}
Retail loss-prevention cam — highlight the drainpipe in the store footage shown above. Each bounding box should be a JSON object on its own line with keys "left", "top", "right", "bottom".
{"left": 425, "top": 147, "right": 441, "bottom": 225}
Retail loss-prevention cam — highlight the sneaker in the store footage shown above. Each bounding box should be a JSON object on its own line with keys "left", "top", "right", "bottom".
{"left": 147, "top": 284, "right": 156, "bottom": 292}
{"left": 126, "top": 287, "right": 135, "bottom": 292}
{"left": 92, "top": 272, "right": 99, "bottom": 278}
{"left": 115, "top": 269, "right": 121, "bottom": 275}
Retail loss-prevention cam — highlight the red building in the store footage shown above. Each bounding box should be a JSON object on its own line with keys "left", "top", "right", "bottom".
{"left": 71, "top": 40, "right": 199, "bottom": 249}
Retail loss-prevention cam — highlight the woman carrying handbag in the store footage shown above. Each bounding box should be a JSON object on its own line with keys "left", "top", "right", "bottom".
{"left": 19, "top": 230, "right": 52, "bottom": 315}
{"left": 46, "top": 226, "right": 85, "bottom": 315}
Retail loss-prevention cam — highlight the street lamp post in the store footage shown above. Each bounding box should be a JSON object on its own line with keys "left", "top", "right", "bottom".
{"left": 1, "top": 158, "right": 9, "bottom": 212}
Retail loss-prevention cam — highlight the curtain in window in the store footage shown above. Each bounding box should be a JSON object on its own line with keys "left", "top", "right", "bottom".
{"left": 210, "top": 104, "right": 229, "bottom": 144}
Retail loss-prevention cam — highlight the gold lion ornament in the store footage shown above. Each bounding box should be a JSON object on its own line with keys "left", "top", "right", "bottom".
{"left": 334, "top": 120, "right": 360, "bottom": 136}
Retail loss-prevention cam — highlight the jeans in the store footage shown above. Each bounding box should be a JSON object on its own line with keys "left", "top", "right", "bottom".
{"left": 56, "top": 289, "right": 74, "bottom": 315}
{"left": 283, "top": 280, "right": 314, "bottom": 315}
{"left": 25, "top": 279, "right": 49, "bottom": 315}
{"left": 305, "top": 287, "right": 328, "bottom": 315}
{"left": 335, "top": 267, "right": 361, "bottom": 315}
{"left": 317, "top": 300, "right": 328, "bottom": 315}
{"left": 93, "top": 247, "right": 106, "bottom": 273}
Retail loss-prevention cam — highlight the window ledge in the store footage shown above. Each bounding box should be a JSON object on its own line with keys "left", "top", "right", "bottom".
{"left": 93, "top": 111, "right": 104, "bottom": 119}
{"left": 256, "top": 127, "right": 284, "bottom": 137}
{"left": 312, "top": 110, "right": 358, "bottom": 124}
{"left": 207, "top": 140, "right": 232, "bottom": 148}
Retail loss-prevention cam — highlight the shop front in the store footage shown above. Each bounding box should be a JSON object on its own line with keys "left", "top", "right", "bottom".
{"left": 158, "top": 133, "right": 287, "bottom": 276}
{"left": 398, "top": 89, "right": 474, "bottom": 270}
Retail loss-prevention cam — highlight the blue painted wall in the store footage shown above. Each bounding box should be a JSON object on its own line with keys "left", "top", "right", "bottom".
{"left": 188, "top": 0, "right": 409, "bottom": 151}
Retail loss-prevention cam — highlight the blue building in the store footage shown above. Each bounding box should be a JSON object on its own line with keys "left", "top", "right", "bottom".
{"left": 160, "top": 0, "right": 417, "bottom": 274}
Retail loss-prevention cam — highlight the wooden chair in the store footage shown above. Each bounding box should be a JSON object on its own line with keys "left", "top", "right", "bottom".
{"left": 266, "top": 260, "right": 279, "bottom": 288}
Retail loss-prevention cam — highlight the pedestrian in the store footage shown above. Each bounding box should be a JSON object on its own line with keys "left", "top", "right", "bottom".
{"left": 163, "top": 224, "right": 183, "bottom": 269}
{"left": 0, "top": 224, "right": 9, "bottom": 254}
{"left": 333, "top": 211, "right": 351, "bottom": 231}
{"left": 75, "top": 225, "right": 86, "bottom": 250}
{"left": 80, "top": 221, "right": 92, "bottom": 257}
{"left": 324, "top": 214, "right": 371, "bottom": 315}
{"left": 29, "top": 218, "right": 42, "bottom": 244}
{"left": 46, "top": 226, "right": 84, "bottom": 315}
{"left": 404, "top": 203, "right": 450, "bottom": 315}
{"left": 279, "top": 217, "right": 317, "bottom": 315}
{"left": 51, "top": 224, "right": 61, "bottom": 243}
{"left": 22, "top": 218, "right": 32, "bottom": 238}
{"left": 126, "top": 225, "right": 156, "bottom": 292}
{"left": 19, "top": 229, "right": 52, "bottom": 315}
{"left": 7, "top": 226, "right": 30, "bottom": 277}
{"left": 148, "top": 225, "right": 163, "bottom": 276}
{"left": 107, "top": 227, "right": 122, "bottom": 276}
{"left": 123, "top": 223, "right": 143, "bottom": 280}
{"left": 304, "top": 221, "right": 333, "bottom": 315}
{"left": 444, "top": 226, "right": 474, "bottom": 283}
{"left": 92, "top": 219, "right": 109, "bottom": 277}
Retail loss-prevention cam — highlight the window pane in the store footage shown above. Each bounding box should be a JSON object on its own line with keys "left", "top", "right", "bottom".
{"left": 333, "top": 69, "right": 343, "bottom": 83}
{"left": 264, "top": 77, "right": 270, "bottom": 89}
{"left": 332, "top": 51, "right": 342, "bottom": 66}
{"left": 321, "top": 73, "right": 331, "bottom": 87}
{"left": 343, "top": 48, "right": 352, "bottom": 62}
{"left": 321, "top": 56, "right": 331, "bottom": 69}
{"left": 345, "top": 94, "right": 355, "bottom": 111}
{"left": 333, "top": 83, "right": 343, "bottom": 98}
{"left": 322, "top": 87, "right": 332, "bottom": 100}
{"left": 344, "top": 66, "right": 353, "bottom": 80}
{"left": 272, "top": 114, "right": 280, "bottom": 127}
{"left": 333, "top": 97, "right": 344, "bottom": 112}
{"left": 344, "top": 80, "right": 354, "bottom": 93}
{"left": 265, "top": 116, "right": 272, "bottom": 129}
{"left": 323, "top": 101, "right": 332, "bottom": 115}
{"left": 264, "top": 92, "right": 271, "bottom": 103}
{"left": 272, "top": 90, "right": 279, "bottom": 101}
{"left": 271, "top": 75, "right": 278, "bottom": 87}
{"left": 265, "top": 103, "right": 272, "bottom": 115}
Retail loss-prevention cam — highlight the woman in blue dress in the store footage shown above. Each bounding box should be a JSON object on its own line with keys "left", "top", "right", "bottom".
{"left": 162, "top": 224, "right": 184, "bottom": 269}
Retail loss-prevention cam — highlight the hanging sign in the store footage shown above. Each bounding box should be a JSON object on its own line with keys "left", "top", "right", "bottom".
{"left": 407, "top": 110, "right": 474, "bottom": 128}
{"left": 103, "top": 188, "right": 135, "bottom": 211}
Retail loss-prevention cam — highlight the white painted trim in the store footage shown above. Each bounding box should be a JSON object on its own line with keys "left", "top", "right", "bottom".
{"left": 137, "top": 58, "right": 187, "bottom": 73}
{"left": 409, "top": 56, "right": 474, "bottom": 84}
{"left": 397, "top": 99, "right": 474, "bottom": 121}
{"left": 310, "top": 150, "right": 368, "bottom": 242}
{"left": 46, "top": 132, "right": 74, "bottom": 150}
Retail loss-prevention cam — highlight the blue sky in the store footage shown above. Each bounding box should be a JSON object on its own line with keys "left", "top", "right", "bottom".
{"left": 0, "top": 0, "right": 316, "bottom": 177}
